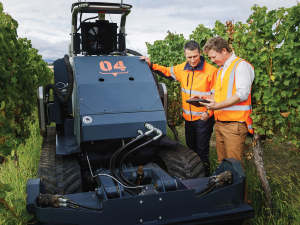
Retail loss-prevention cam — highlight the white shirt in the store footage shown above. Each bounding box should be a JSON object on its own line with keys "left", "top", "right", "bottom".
{"left": 220, "top": 53, "right": 255, "bottom": 102}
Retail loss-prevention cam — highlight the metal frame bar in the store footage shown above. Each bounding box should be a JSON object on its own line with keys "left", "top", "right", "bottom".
{"left": 70, "top": 2, "right": 132, "bottom": 57}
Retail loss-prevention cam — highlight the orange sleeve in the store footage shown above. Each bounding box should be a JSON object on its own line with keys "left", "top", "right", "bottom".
{"left": 152, "top": 64, "right": 182, "bottom": 82}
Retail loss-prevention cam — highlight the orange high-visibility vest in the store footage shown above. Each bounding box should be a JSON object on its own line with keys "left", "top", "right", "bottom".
{"left": 152, "top": 58, "right": 217, "bottom": 121}
{"left": 214, "top": 57, "right": 254, "bottom": 134}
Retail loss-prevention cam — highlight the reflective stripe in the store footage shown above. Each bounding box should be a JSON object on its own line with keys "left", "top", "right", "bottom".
{"left": 183, "top": 108, "right": 205, "bottom": 116}
{"left": 211, "top": 89, "right": 215, "bottom": 94}
{"left": 248, "top": 124, "right": 252, "bottom": 130}
{"left": 227, "top": 58, "right": 243, "bottom": 99}
{"left": 170, "top": 67, "right": 177, "bottom": 81}
{"left": 181, "top": 87, "right": 212, "bottom": 96}
{"left": 221, "top": 105, "right": 252, "bottom": 111}
{"left": 217, "top": 68, "right": 222, "bottom": 81}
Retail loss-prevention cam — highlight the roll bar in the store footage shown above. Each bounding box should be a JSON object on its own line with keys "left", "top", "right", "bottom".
{"left": 71, "top": 2, "right": 132, "bottom": 31}
{"left": 70, "top": 2, "right": 132, "bottom": 56}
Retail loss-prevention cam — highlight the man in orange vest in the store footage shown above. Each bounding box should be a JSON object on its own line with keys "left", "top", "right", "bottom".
{"left": 190, "top": 36, "right": 255, "bottom": 165}
{"left": 140, "top": 41, "right": 217, "bottom": 176}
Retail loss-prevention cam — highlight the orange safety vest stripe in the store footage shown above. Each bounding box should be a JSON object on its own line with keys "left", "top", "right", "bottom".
{"left": 214, "top": 57, "right": 254, "bottom": 134}
{"left": 152, "top": 60, "right": 217, "bottom": 121}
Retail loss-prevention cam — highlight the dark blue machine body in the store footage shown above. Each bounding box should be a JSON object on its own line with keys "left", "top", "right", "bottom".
{"left": 26, "top": 158, "right": 254, "bottom": 225}
{"left": 72, "top": 56, "right": 166, "bottom": 145}
{"left": 50, "top": 56, "right": 166, "bottom": 155}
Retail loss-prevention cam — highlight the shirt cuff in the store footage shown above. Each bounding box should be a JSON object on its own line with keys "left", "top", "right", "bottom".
{"left": 235, "top": 91, "right": 248, "bottom": 102}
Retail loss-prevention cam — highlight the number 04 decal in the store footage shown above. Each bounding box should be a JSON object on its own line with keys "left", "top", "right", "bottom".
{"left": 99, "top": 61, "right": 129, "bottom": 76}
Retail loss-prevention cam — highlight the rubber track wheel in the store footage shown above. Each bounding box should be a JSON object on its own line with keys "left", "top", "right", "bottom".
{"left": 157, "top": 144, "right": 205, "bottom": 180}
{"left": 37, "top": 127, "right": 82, "bottom": 195}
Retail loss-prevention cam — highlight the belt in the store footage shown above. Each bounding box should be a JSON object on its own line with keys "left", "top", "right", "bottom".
{"left": 217, "top": 120, "right": 237, "bottom": 123}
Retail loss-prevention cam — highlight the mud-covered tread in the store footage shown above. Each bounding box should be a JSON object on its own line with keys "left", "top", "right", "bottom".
{"left": 37, "top": 127, "right": 82, "bottom": 195}
{"left": 157, "top": 144, "right": 205, "bottom": 180}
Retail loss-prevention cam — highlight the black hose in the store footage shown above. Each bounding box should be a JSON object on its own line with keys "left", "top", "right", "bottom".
{"left": 66, "top": 204, "right": 79, "bottom": 210}
{"left": 109, "top": 134, "right": 146, "bottom": 185}
{"left": 67, "top": 200, "right": 102, "bottom": 211}
{"left": 77, "top": 15, "right": 98, "bottom": 31}
{"left": 83, "top": 16, "right": 98, "bottom": 23}
{"left": 124, "top": 188, "right": 136, "bottom": 196}
{"left": 45, "top": 54, "right": 74, "bottom": 104}
{"left": 126, "top": 49, "right": 142, "bottom": 56}
{"left": 66, "top": 204, "right": 89, "bottom": 211}
{"left": 119, "top": 139, "right": 155, "bottom": 187}
{"left": 195, "top": 182, "right": 216, "bottom": 198}
{"left": 109, "top": 134, "right": 144, "bottom": 173}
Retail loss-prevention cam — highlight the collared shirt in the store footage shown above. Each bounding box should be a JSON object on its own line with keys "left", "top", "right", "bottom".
{"left": 220, "top": 53, "right": 255, "bottom": 102}
{"left": 184, "top": 57, "right": 205, "bottom": 71}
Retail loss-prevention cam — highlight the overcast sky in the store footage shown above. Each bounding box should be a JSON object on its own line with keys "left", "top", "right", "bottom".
{"left": 1, "top": 0, "right": 297, "bottom": 61}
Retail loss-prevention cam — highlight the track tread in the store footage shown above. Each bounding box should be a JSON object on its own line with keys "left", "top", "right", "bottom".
{"left": 157, "top": 144, "right": 205, "bottom": 179}
{"left": 37, "top": 127, "right": 82, "bottom": 195}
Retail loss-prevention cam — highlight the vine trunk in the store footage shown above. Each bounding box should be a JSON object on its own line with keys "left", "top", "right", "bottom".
{"left": 252, "top": 132, "right": 273, "bottom": 208}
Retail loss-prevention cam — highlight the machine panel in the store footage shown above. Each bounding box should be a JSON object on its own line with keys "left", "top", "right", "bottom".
{"left": 72, "top": 56, "right": 167, "bottom": 143}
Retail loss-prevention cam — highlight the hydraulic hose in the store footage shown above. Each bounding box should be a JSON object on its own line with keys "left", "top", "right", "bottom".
{"left": 66, "top": 204, "right": 89, "bottom": 211}
{"left": 126, "top": 49, "right": 142, "bottom": 56}
{"left": 45, "top": 54, "right": 74, "bottom": 104}
{"left": 85, "top": 151, "right": 145, "bottom": 198}
{"left": 124, "top": 188, "right": 136, "bottom": 196}
{"left": 118, "top": 124, "right": 162, "bottom": 187}
{"left": 195, "top": 182, "right": 216, "bottom": 198}
{"left": 118, "top": 138, "right": 155, "bottom": 187}
{"left": 109, "top": 133, "right": 146, "bottom": 186}
{"left": 109, "top": 124, "right": 161, "bottom": 189}
{"left": 38, "top": 194, "right": 102, "bottom": 211}
{"left": 66, "top": 200, "right": 102, "bottom": 211}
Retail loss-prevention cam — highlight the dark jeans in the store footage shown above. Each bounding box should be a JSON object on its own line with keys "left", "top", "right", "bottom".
{"left": 185, "top": 117, "right": 214, "bottom": 176}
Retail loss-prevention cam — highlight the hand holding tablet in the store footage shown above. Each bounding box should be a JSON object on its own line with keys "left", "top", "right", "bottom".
{"left": 186, "top": 99, "right": 210, "bottom": 104}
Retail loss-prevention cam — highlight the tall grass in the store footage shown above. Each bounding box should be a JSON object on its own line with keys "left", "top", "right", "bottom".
{"left": 246, "top": 171, "right": 300, "bottom": 225}
{"left": 0, "top": 119, "right": 43, "bottom": 225}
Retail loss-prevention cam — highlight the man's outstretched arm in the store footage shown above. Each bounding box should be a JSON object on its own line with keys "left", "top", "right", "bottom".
{"left": 139, "top": 56, "right": 181, "bottom": 82}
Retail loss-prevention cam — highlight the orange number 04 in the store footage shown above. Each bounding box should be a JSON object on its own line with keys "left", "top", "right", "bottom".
{"left": 99, "top": 61, "right": 126, "bottom": 71}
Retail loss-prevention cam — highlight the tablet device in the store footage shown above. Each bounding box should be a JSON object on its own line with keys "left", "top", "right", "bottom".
{"left": 186, "top": 99, "right": 210, "bottom": 104}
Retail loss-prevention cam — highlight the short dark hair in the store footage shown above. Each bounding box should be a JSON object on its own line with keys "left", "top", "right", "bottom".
{"left": 184, "top": 40, "right": 200, "bottom": 52}
{"left": 203, "top": 36, "right": 231, "bottom": 54}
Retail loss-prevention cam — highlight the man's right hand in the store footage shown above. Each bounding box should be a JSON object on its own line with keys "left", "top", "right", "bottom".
{"left": 190, "top": 95, "right": 203, "bottom": 100}
{"left": 139, "top": 56, "right": 151, "bottom": 66}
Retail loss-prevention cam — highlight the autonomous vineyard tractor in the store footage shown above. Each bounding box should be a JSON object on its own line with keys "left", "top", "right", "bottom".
{"left": 26, "top": 1, "right": 254, "bottom": 224}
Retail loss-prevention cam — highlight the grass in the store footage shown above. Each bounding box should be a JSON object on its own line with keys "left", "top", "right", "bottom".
{"left": 0, "top": 119, "right": 43, "bottom": 225}
{"left": 244, "top": 140, "right": 300, "bottom": 225}
{"left": 0, "top": 121, "right": 299, "bottom": 224}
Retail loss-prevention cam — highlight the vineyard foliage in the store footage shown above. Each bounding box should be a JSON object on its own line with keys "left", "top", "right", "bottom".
{"left": 146, "top": 4, "right": 300, "bottom": 147}
{"left": 232, "top": 5, "right": 300, "bottom": 147}
{"left": 146, "top": 31, "right": 186, "bottom": 126}
{"left": 0, "top": 2, "right": 52, "bottom": 158}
